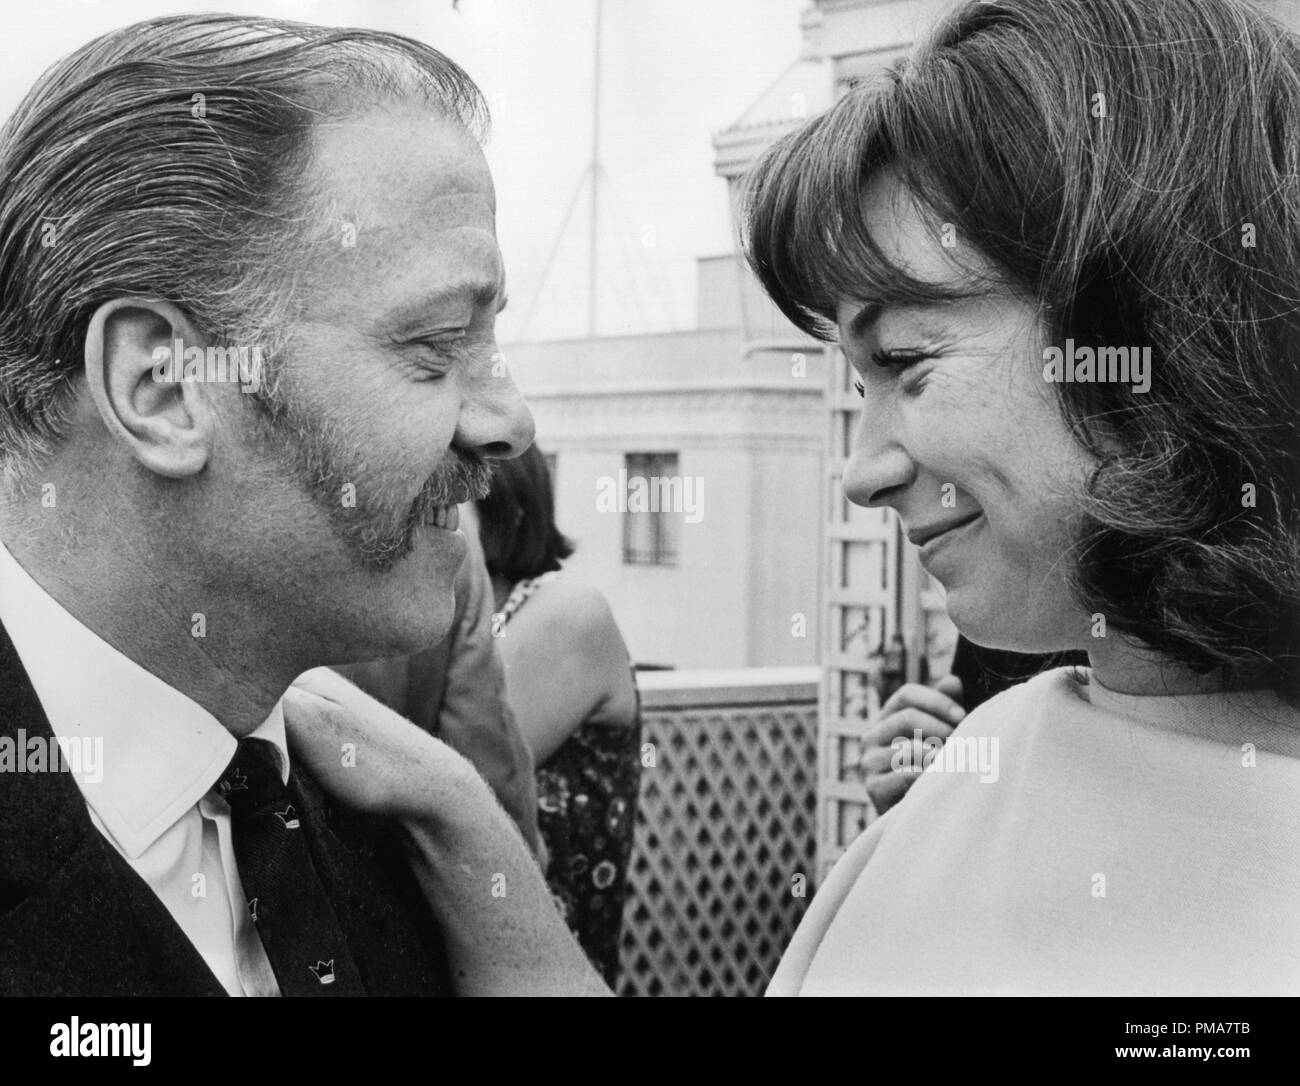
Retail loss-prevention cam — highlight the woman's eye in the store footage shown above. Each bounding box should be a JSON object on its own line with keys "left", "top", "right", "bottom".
{"left": 853, "top": 380, "right": 865, "bottom": 399}
{"left": 871, "top": 349, "right": 931, "bottom": 371}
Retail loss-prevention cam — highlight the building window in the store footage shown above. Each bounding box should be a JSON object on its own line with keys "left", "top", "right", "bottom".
{"left": 622, "top": 452, "right": 679, "bottom": 566}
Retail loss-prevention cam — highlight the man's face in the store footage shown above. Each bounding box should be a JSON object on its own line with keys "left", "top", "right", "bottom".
{"left": 216, "top": 104, "right": 533, "bottom": 665}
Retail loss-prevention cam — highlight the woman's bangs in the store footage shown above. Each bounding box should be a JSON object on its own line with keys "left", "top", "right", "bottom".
{"left": 744, "top": 85, "right": 983, "bottom": 339}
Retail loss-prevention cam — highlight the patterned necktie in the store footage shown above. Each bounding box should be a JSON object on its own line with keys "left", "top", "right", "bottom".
{"left": 215, "top": 737, "right": 365, "bottom": 996}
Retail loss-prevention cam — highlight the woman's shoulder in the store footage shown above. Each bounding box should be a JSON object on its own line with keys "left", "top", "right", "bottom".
{"left": 953, "top": 664, "right": 1082, "bottom": 737}
{"left": 518, "top": 575, "right": 637, "bottom": 730}
{"left": 517, "top": 575, "right": 620, "bottom": 642}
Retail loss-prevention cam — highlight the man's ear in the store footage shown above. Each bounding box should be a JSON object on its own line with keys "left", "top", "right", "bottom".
{"left": 84, "top": 297, "right": 215, "bottom": 479}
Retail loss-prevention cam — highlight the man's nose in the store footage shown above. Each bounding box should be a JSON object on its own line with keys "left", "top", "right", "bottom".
{"left": 454, "top": 349, "right": 535, "bottom": 459}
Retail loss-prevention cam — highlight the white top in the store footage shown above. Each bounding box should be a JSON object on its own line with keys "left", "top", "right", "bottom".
{"left": 0, "top": 537, "right": 285, "bottom": 996}
{"left": 771, "top": 667, "right": 1300, "bottom": 995}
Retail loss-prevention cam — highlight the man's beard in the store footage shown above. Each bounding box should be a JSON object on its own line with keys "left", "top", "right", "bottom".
{"left": 246, "top": 383, "right": 493, "bottom": 572}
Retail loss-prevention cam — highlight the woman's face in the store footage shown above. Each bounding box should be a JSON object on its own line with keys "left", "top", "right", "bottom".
{"left": 837, "top": 172, "right": 1097, "bottom": 654}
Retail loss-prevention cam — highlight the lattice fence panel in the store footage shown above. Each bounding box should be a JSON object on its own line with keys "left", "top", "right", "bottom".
{"left": 617, "top": 701, "right": 818, "bottom": 997}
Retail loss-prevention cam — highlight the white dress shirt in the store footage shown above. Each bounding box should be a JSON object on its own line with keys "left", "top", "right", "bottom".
{"left": 0, "top": 537, "right": 284, "bottom": 996}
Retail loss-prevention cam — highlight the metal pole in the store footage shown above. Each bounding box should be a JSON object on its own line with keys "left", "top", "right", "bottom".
{"left": 588, "top": 0, "right": 603, "bottom": 336}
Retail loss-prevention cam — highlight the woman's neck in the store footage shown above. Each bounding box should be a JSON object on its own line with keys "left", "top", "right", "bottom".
{"left": 1085, "top": 635, "right": 1231, "bottom": 697}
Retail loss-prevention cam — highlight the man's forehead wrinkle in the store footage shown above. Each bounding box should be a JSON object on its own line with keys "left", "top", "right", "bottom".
{"left": 356, "top": 191, "right": 497, "bottom": 237}
{"left": 309, "top": 111, "right": 490, "bottom": 183}
{"left": 295, "top": 222, "right": 503, "bottom": 327}
{"left": 381, "top": 276, "right": 503, "bottom": 333}
{"left": 313, "top": 147, "right": 496, "bottom": 235}
{"left": 319, "top": 161, "right": 493, "bottom": 215}
{"left": 297, "top": 189, "right": 498, "bottom": 293}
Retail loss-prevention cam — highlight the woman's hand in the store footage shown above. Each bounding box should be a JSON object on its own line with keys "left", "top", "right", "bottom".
{"left": 284, "top": 666, "right": 487, "bottom": 824}
{"left": 857, "top": 676, "right": 964, "bottom": 815}
{"left": 283, "top": 666, "right": 611, "bottom": 996}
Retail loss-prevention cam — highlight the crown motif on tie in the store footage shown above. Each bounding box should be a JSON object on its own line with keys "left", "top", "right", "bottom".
{"left": 275, "top": 804, "right": 300, "bottom": 829}
{"left": 308, "top": 960, "right": 336, "bottom": 985}
{"left": 218, "top": 766, "right": 248, "bottom": 794}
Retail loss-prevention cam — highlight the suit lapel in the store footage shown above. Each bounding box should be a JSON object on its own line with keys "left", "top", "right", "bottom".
{"left": 0, "top": 620, "right": 225, "bottom": 996}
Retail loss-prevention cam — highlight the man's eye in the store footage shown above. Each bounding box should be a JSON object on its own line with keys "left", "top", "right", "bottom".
{"left": 853, "top": 380, "right": 865, "bottom": 399}
{"left": 871, "top": 349, "right": 931, "bottom": 371}
{"left": 414, "top": 334, "right": 466, "bottom": 357}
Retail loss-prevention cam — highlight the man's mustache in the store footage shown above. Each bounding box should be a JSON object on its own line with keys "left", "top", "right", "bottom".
{"left": 410, "top": 452, "right": 494, "bottom": 525}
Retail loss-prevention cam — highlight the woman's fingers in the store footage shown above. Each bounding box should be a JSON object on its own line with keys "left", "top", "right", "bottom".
{"left": 865, "top": 765, "right": 915, "bottom": 813}
{"left": 933, "top": 674, "right": 964, "bottom": 703}
{"left": 865, "top": 706, "right": 956, "bottom": 747}
{"left": 879, "top": 681, "right": 966, "bottom": 725}
{"left": 284, "top": 670, "right": 482, "bottom": 821}
{"left": 290, "top": 665, "right": 370, "bottom": 706}
{"left": 855, "top": 677, "right": 970, "bottom": 816}
{"left": 282, "top": 683, "right": 389, "bottom": 811}
{"left": 858, "top": 735, "right": 934, "bottom": 775}
{"left": 857, "top": 743, "right": 899, "bottom": 775}
{"left": 859, "top": 732, "right": 941, "bottom": 815}
{"left": 281, "top": 684, "right": 350, "bottom": 764}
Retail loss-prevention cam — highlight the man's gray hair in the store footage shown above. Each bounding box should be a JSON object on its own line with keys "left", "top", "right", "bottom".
{"left": 0, "top": 13, "right": 489, "bottom": 483}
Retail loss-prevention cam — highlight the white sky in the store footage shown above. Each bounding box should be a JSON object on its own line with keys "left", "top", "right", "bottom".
{"left": 0, "top": 0, "right": 807, "bottom": 339}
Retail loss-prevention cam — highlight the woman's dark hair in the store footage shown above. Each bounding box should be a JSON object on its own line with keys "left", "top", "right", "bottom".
{"left": 477, "top": 443, "right": 575, "bottom": 585}
{"left": 742, "top": 0, "right": 1300, "bottom": 700}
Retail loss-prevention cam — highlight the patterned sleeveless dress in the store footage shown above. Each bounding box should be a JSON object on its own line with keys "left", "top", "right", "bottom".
{"left": 498, "top": 573, "right": 642, "bottom": 987}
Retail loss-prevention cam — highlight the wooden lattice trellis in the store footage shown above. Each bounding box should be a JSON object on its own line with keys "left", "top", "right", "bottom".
{"left": 617, "top": 698, "right": 818, "bottom": 996}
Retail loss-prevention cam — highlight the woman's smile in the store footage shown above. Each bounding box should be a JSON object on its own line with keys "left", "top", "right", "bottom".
{"left": 914, "top": 511, "right": 985, "bottom": 571}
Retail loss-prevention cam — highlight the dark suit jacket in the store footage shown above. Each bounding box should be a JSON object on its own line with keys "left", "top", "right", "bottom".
{"left": 0, "top": 620, "right": 451, "bottom": 996}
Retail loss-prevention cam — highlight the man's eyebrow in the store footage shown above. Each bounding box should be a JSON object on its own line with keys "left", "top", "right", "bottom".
{"left": 384, "top": 278, "right": 507, "bottom": 330}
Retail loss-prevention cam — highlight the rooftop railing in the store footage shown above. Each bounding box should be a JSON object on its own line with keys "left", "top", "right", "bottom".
{"left": 617, "top": 666, "right": 820, "bottom": 996}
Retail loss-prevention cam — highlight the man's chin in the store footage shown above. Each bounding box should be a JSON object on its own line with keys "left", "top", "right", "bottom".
{"left": 324, "top": 528, "right": 467, "bottom": 662}
{"left": 388, "top": 528, "right": 465, "bottom": 628}
{"left": 340, "top": 597, "right": 458, "bottom": 664}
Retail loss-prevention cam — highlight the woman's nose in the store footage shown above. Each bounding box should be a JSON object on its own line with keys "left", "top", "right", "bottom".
{"left": 842, "top": 412, "right": 913, "bottom": 509}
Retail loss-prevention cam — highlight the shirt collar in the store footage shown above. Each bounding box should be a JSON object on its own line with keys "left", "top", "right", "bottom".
{"left": 1064, "top": 667, "right": 1300, "bottom": 758}
{"left": 0, "top": 536, "right": 290, "bottom": 858}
